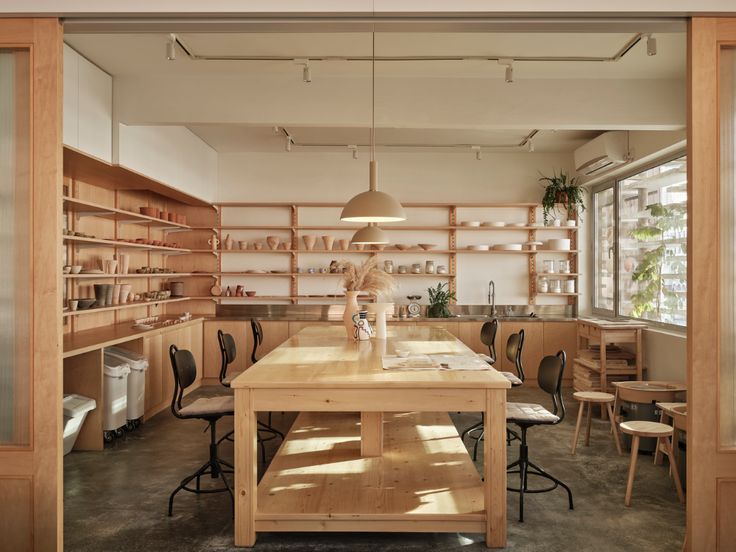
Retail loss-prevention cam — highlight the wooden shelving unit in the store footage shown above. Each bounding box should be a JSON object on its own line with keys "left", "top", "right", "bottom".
{"left": 209, "top": 202, "right": 579, "bottom": 306}
{"left": 63, "top": 297, "right": 191, "bottom": 318}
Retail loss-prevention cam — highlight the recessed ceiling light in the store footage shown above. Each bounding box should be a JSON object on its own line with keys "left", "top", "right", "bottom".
{"left": 166, "top": 34, "right": 176, "bottom": 61}
{"left": 647, "top": 34, "right": 657, "bottom": 56}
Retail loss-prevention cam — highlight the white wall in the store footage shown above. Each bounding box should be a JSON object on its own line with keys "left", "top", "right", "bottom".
{"left": 217, "top": 150, "right": 586, "bottom": 306}
{"left": 643, "top": 328, "right": 687, "bottom": 382}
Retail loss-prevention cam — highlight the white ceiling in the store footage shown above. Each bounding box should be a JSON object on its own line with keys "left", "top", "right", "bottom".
{"left": 65, "top": 29, "right": 685, "bottom": 153}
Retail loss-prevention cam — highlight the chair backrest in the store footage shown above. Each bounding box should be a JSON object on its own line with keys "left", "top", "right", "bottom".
{"left": 217, "top": 329, "right": 237, "bottom": 385}
{"left": 250, "top": 318, "right": 263, "bottom": 364}
{"left": 537, "top": 350, "right": 567, "bottom": 422}
{"left": 505, "top": 329, "right": 526, "bottom": 381}
{"left": 169, "top": 344, "right": 198, "bottom": 418}
{"left": 480, "top": 319, "right": 498, "bottom": 364}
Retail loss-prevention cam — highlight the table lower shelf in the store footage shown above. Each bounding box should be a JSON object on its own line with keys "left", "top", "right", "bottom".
{"left": 255, "top": 410, "right": 486, "bottom": 533}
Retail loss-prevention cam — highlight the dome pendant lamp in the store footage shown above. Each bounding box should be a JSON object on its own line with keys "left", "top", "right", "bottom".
{"left": 350, "top": 223, "right": 389, "bottom": 245}
{"left": 342, "top": 28, "right": 406, "bottom": 225}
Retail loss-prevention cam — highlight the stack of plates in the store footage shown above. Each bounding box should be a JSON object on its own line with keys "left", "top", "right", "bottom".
{"left": 467, "top": 244, "right": 491, "bottom": 251}
{"left": 483, "top": 222, "right": 506, "bottom": 227}
{"left": 493, "top": 243, "right": 523, "bottom": 251}
{"left": 461, "top": 221, "right": 482, "bottom": 227}
{"left": 509, "top": 222, "right": 527, "bottom": 228}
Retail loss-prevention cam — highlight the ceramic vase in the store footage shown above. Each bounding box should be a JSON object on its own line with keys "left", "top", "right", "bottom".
{"left": 322, "top": 235, "right": 335, "bottom": 251}
{"left": 343, "top": 291, "right": 361, "bottom": 339}
{"left": 371, "top": 303, "right": 393, "bottom": 339}
{"left": 338, "top": 239, "right": 350, "bottom": 251}
{"left": 303, "top": 235, "right": 317, "bottom": 251}
{"left": 208, "top": 235, "right": 220, "bottom": 251}
{"left": 112, "top": 284, "right": 122, "bottom": 305}
{"left": 224, "top": 234, "right": 234, "bottom": 250}
{"left": 266, "top": 236, "right": 280, "bottom": 250}
{"left": 116, "top": 253, "right": 130, "bottom": 275}
{"left": 104, "top": 284, "right": 114, "bottom": 306}
{"left": 93, "top": 284, "right": 106, "bottom": 307}
{"left": 253, "top": 242, "right": 263, "bottom": 250}
{"left": 120, "top": 284, "right": 133, "bottom": 304}
{"left": 103, "top": 259, "right": 118, "bottom": 275}
{"left": 238, "top": 241, "right": 248, "bottom": 250}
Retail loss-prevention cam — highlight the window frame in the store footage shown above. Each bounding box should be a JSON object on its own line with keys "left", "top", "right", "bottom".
{"left": 589, "top": 150, "right": 687, "bottom": 333}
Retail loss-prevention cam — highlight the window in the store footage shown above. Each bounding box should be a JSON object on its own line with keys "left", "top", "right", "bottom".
{"left": 592, "top": 155, "right": 687, "bottom": 328}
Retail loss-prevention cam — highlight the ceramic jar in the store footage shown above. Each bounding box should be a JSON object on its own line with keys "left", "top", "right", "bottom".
{"left": 551, "top": 279, "right": 562, "bottom": 293}
{"left": 384, "top": 260, "right": 394, "bottom": 274}
{"left": 238, "top": 240, "right": 248, "bottom": 250}
{"left": 266, "top": 236, "right": 280, "bottom": 250}
{"left": 208, "top": 235, "right": 220, "bottom": 251}
{"left": 120, "top": 284, "right": 133, "bottom": 303}
{"left": 322, "top": 235, "right": 335, "bottom": 251}
{"left": 116, "top": 253, "right": 130, "bottom": 275}
{"left": 112, "top": 284, "right": 122, "bottom": 305}
{"left": 223, "top": 234, "right": 234, "bottom": 250}
{"left": 398, "top": 265, "right": 408, "bottom": 274}
{"left": 543, "top": 260, "right": 556, "bottom": 274}
{"left": 558, "top": 260, "right": 571, "bottom": 274}
{"left": 170, "top": 281, "right": 184, "bottom": 297}
{"left": 338, "top": 239, "right": 350, "bottom": 251}
{"left": 437, "top": 265, "right": 448, "bottom": 275}
{"left": 539, "top": 277, "right": 549, "bottom": 293}
{"left": 565, "top": 279, "right": 576, "bottom": 293}
{"left": 411, "top": 263, "right": 422, "bottom": 274}
{"left": 425, "top": 260, "right": 435, "bottom": 274}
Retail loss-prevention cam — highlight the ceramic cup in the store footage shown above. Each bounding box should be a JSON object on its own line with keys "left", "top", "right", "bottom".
{"left": 238, "top": 241, "right": 248, "bottom": 250}
{"left": 68, "top": 299, "right": 78, "bottom": 311}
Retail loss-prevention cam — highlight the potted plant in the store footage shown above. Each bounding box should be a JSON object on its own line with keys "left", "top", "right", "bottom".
{"left": 337, "top": 257, "right": 395, "bottom": 338}
{"left": 539, "top": 170, "right": 586, "bottom": 225}
{"left": 426, "top": 282, "right": 456, "bottom": 318}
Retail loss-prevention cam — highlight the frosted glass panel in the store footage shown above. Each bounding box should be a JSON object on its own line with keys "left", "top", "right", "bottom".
{"left": 720, "top": 47, "right": 736, "bottom": 448}
{"left": 0, "top": 50, "right": 31, "bottom": 447}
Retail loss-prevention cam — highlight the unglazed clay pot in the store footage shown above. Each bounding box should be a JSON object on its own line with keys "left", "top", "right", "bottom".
{"left": 279, "top": 242, "right": 289, "bottom": 250}
{"left": 337, "top": 239, "right": 350, "bottom": 251}
{"left": 120, "top": 284, "right": 133, "bottom": 303}
{"left": 103, "top": 259, "right": 118, "bottom": 275}
{"left": 139, "top": 206, "right": 158, "bottom": 218}
{"left": 223, "top": 234, "right": 234, "bottom": 250}
{"left": 116, "top": 253, "right": 130, "bottom": 275}
{"left": 253, "top": 241, "right": 264, "bottom": 250}
{"left": 238, "top": 241, "right": 248, "bottom": 250}
{"left": 303, "top": 235, "right": 317, "bottom": 251}
{"left": 266, "top": 236, "right": 280, "bottom": 250}
{"left": 112, "top": 284, "right": 122, "bottom": 305}
{"left": 160, "top": 211, "right": 169, "bottom": 221}
{"left": 322, "top": 235, "right": 335, "bottom": 251}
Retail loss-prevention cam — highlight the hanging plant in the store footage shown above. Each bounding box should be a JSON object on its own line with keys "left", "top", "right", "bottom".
{"left": 539, "top": 170, "right": 586, "bottom": 225}
{"left": 427, "top": 282, "right": 456, "bottom": 318}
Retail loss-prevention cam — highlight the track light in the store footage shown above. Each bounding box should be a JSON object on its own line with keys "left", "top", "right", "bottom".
{"left": 646, "top": 34, "right": 657, "bottom": 56}
{"left": 348, "top": 145, "right": 358, "bottom": 160}
{"left": 527, "top": 139, "right": 535, "bottom": 152}
{"left": 471, "top": 146, "right": 482, "bottom": 160}
{"left": 285, "top": 136, "right": 292, "bottom": 152}
{"left": 166, "top": 34, "right": 177, "bottom": 61}
{"left": 303, "top": 64, "right": 312, "bottom": 83}
{"left": 499, "top": 58, "right": 514, "bottom": 83}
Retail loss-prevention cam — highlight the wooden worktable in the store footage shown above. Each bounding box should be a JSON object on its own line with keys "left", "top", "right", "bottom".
{"left": 230, "top": 324, "right": 510, "bottom": 548}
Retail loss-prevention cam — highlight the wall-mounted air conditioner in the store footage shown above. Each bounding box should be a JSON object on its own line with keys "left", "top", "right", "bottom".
{"left": 574, "top": 131, "right": 629, "bottom": 176}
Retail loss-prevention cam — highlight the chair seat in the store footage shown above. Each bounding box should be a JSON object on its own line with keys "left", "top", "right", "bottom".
{"left": 223, "top": 371, "right": 245, "bottom": 386}
{"left": 573, "top": 391, "right": 615, "bottom": 403}
{"left": 499, "top": 371, "right": 523, "bottom": 386}
{"left": 179, "top": 395, "right": 234, "bottom": 417}
{"left": 507, "top": 402, "right": 559, "bottom": 424}
{"left": 477, "top": 353, "right": 495, "bottom": 365}
{"left": 619, "top": 420, "right": 673, "bottom": 438}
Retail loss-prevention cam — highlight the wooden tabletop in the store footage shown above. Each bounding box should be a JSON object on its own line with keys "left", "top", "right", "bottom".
{"left": 230, "top": 324, "right": 511, "bottom": 390}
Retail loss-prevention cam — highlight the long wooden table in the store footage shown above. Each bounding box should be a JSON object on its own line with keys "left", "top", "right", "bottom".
{"left": 230, "top": 324, "right": 511, "bottom": 548}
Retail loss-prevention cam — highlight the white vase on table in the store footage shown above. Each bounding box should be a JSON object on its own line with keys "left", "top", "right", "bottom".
{"left": 370, "top": 302, "right": 393, "bottom": 340}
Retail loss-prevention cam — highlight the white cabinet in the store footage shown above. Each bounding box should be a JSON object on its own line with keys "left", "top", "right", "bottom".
{"left": 63, "top": 44, "right": 112, "bottom": 163}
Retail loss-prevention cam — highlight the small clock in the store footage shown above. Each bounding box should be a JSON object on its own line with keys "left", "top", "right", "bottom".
{"left": 407, "top": 295, "right": 422, "bottom": 317}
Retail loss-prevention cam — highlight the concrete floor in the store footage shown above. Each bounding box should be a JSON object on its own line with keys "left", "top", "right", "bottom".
{"left": 64, "top": 385, "right": 685, "bottom": 551}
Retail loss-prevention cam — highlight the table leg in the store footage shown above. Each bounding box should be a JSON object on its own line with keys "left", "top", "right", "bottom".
{"left": 235, "top": 389, "right": 257, "bottom": 547}
{"left": 654, "top": 412, "right": 668, "bottom": 466}
{"left": 360, "top": 412, "right": 383, "bottom": 457}
{"left": 485, "top": 389, "right": 507, "bottom": 548}
{"left": 585, "top": 401, "right": 593, "bottom": 446}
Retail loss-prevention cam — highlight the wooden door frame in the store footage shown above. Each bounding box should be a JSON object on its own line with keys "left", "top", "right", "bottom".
{"left": 0, "top": 18, "right": 63, "bottom": 552}
{"left": 688, "top": 17, "right": 736, "bottom": 552}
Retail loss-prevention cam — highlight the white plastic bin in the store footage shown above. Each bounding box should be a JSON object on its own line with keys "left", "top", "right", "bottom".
{"left": 103, "top": 354, "right": 131, "bottom": 434}
{"left": 105, "top": 346, "right": 148, "bottom": 422}
{"left": 63, "top": 394, "right": 97, "bottom": 455}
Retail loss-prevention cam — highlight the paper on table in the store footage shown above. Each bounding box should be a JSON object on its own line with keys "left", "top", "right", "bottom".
{"left": 382, "top": 354, "right": 490, "bottom": 371}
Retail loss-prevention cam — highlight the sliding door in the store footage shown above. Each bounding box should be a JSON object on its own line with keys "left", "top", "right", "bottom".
{"left": 0, "top": 19, "right": 63, "bottom": 552}
{"left": 688, "top": 17, "right": 736, "bottom": 551}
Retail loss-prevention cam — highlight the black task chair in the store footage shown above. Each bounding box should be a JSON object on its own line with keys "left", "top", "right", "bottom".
{"left": 250, "top": 318, "right": 263, "bottom": 365}
{"left": 217, "top": 329, "right": 284, "bottom": 464}
{"left": 167, "top": 344, "right": 234, "bottom": 517}
{"left": 477, "top": 319, "right": 499, "bottom": 365}
{"left": 506, "top": 350, "right": 573, "bottom": 522}
{"left": 463, "top": 330, "right": 526, "bottom": 459}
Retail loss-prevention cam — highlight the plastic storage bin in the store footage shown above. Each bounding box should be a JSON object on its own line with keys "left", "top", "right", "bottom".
{"left": 105, "top": 346, "right": 148, "bottom": 426}
{"left": 103, "top": 353, "right": 131, "bottom": 442}
{"left": 621, "top": 400, "right": 659, "bottom": 453}
{"left": 63, "top": 394, "right": 97, "bottom": 455}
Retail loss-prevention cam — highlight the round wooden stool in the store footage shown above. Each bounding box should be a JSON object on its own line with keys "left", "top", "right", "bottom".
{"left": 571, "top": 391, "right": 622, "bottom": 455}
{"left": 619, "top": 421, "right": 685, "bottom": 507}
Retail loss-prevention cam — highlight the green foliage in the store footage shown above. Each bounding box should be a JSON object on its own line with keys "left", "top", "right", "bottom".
{"left": 629, "top": 203, "right": 684, "bottom": 319}
{"left": 539, "top": 170, "right": 586, "bottom": 225}
{"left": 427, "top": 282, "right": 456, "bottom": 318}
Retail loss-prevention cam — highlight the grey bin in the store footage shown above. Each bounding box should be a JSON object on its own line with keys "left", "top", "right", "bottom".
{"left": 105, "top": 346, "right": 149, "bottom": 424}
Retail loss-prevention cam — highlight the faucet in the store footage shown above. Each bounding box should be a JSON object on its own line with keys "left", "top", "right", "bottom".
{"left": 488, "top": 280, "right": 496, "bottom": 316}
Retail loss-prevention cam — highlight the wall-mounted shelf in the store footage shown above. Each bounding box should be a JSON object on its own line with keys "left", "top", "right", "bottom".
{"left": 63, "top": 235, "right": 191, "bottom": 255}
{"left": 63, "top": 273, "right": 214, "bottom": 280}
{"left": 63, "top": 296, "right": 192, "bottom": 318}
{"left": 63, "top": 196, "right": 193, "bottom": 231}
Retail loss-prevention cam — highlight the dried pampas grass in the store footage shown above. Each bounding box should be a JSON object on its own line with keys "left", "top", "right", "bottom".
{"left": 338, "top": 256, "right": 395, "bottom": 295}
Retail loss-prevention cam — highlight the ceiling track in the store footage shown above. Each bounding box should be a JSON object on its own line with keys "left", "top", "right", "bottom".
{"left": 173, "top": 33, "right": 643, "bottom": 63}
{"left": 277, "top": 128, "right": 539, "bottom": 151}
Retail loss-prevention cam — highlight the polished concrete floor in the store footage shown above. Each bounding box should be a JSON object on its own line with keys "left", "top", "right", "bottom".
{"left": 64, "top": 385, "right": 686, "bottom": 551}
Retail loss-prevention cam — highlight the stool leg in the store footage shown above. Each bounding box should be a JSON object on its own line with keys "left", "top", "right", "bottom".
{"left": 625, "top": 435, "right": 640, "bottom": 507}
{"left": 654, "top": 412, "right": 667, "bottom": 466}
{"left": 611, "top": 391, "right": 619, "bottom": 435}
{"left": 606, "top": 402, "right": 622, "bottom": 455}
{"left": 585, "top": 402, "right": 593, "bottom": 447}
{"left": 571, "top": 401, "right": 585, "bottom": 455}
{"left": 665, "top": 436, "right": 685, "bottom": 504}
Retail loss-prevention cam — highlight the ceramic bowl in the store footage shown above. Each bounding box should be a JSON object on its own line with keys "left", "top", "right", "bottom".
{"left": 139, "top": 206, "right": 158, "bottom": 218}
{"left": 77, "top": 298, "right": 96, "bottom": 309}
{"left": 245, "top": 290, "right": 256, "bottom": 297}
{"left": 70, "top": 265, "right": 83, "bottom": 274}
{"left": 395, "top": 244, "right": 411, "bottom": 250}
{"left": 418, "top": 243, "right": 437, "bottom": 250}
{"left": 63, "top": 266, "right": 72, "bottom": 274}
{"left": 461, "top": 221, "right": 481, "bottom": 227}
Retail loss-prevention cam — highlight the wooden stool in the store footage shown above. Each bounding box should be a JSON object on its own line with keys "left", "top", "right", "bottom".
{"left": 571, "top": 391, "right": 622, "bottom": 455}
{"left": 619, "top": 421, "right": 685, "bottom": 507}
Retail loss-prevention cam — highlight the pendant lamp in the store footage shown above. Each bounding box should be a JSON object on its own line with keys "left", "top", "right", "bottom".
{"left": 350, "top": 223, "right": 389, "bottom": 245}
{"left": 341, "top": 29, "right": 406, "bottom": 224}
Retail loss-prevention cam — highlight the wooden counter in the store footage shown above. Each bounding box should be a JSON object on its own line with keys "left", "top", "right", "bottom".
{"left": 231, "top": 325, "right": 510, "bottom": 548}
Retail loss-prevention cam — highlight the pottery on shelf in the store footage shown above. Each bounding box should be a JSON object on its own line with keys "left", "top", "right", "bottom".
{"left": 337, "top": 239, "right": 350, "bottom": 251}
{"left": 170, "top": 281, "right": 185, "bottom": 297}
{"left": 210, "top": 284, "right": 222, "bottom": 296}
{"left": 70, "top": 265, "right": 83, "bottom": 274}
{"left": 245, "top": 290, "right": 256, "bottom": 297}
{"left": 68, "top": 299, "right": 78, "bottom": 311}
{"left": 160, "top": 211, "right": 169, "bottom": 221}
{"left": 120, "top": 284, "right": 133, "bottom": 304}
{"left": 354, "top": 243, "right": 365, "bottom": 251}
{"left": 418, "top": 243, "right": 438, "bottom": 251}
{"left": 238, "top": 240, "right": 248, "bottom": 250}
{"left": 322, "top": 235, "right": 335, "bottom": 251}
{"left": 267, "top": 236, "right": 281, "bottom": 250}
{"left": 116, "top": 253, "right": 130, "bottom": 275}
{"left": 253, "top": 241, "right": 264, "bottom": 250}
{"left": 139, "top": 206, "right": 158, "bottom": 218}
{"left": 279, "top": 242, "right": 289, "bottom": 250}
{"left": 103, "top": 259, "right": 118, "bottom": 275}
{"left": 395, "top": 244, "right": 411, "bottom": 251}
{"left": 372, "top": 244, "right": 386, "bottom": 251}
{"left": 104, "top": 284, "right": 114, "bottom": 306}
{"left": 235, "top": 285, "right": 245, "bottom": 297}
{"left": 208, "top": 235, "right": 220, "bottom": 251}
{"left": 303, "top": 235, "right": 318, "bottom": 251}
{"left": 112, "top": 284, "right": 122, "bottom": 305}
{"left": 343, "top": 290, "right": 361, "bottom": 339}
{"left": 223, "top": 234, "right": 234, "bottom": 250}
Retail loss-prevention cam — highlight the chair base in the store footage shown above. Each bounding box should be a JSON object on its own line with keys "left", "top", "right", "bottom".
{"left": 168, "top": 420, "right": 234, "bottom": 517}
{"left": 507, "top": 425, "right": 574, "bottom": 522}
{"left": 461, "top": 415, "right": 519, "bottom": 461}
